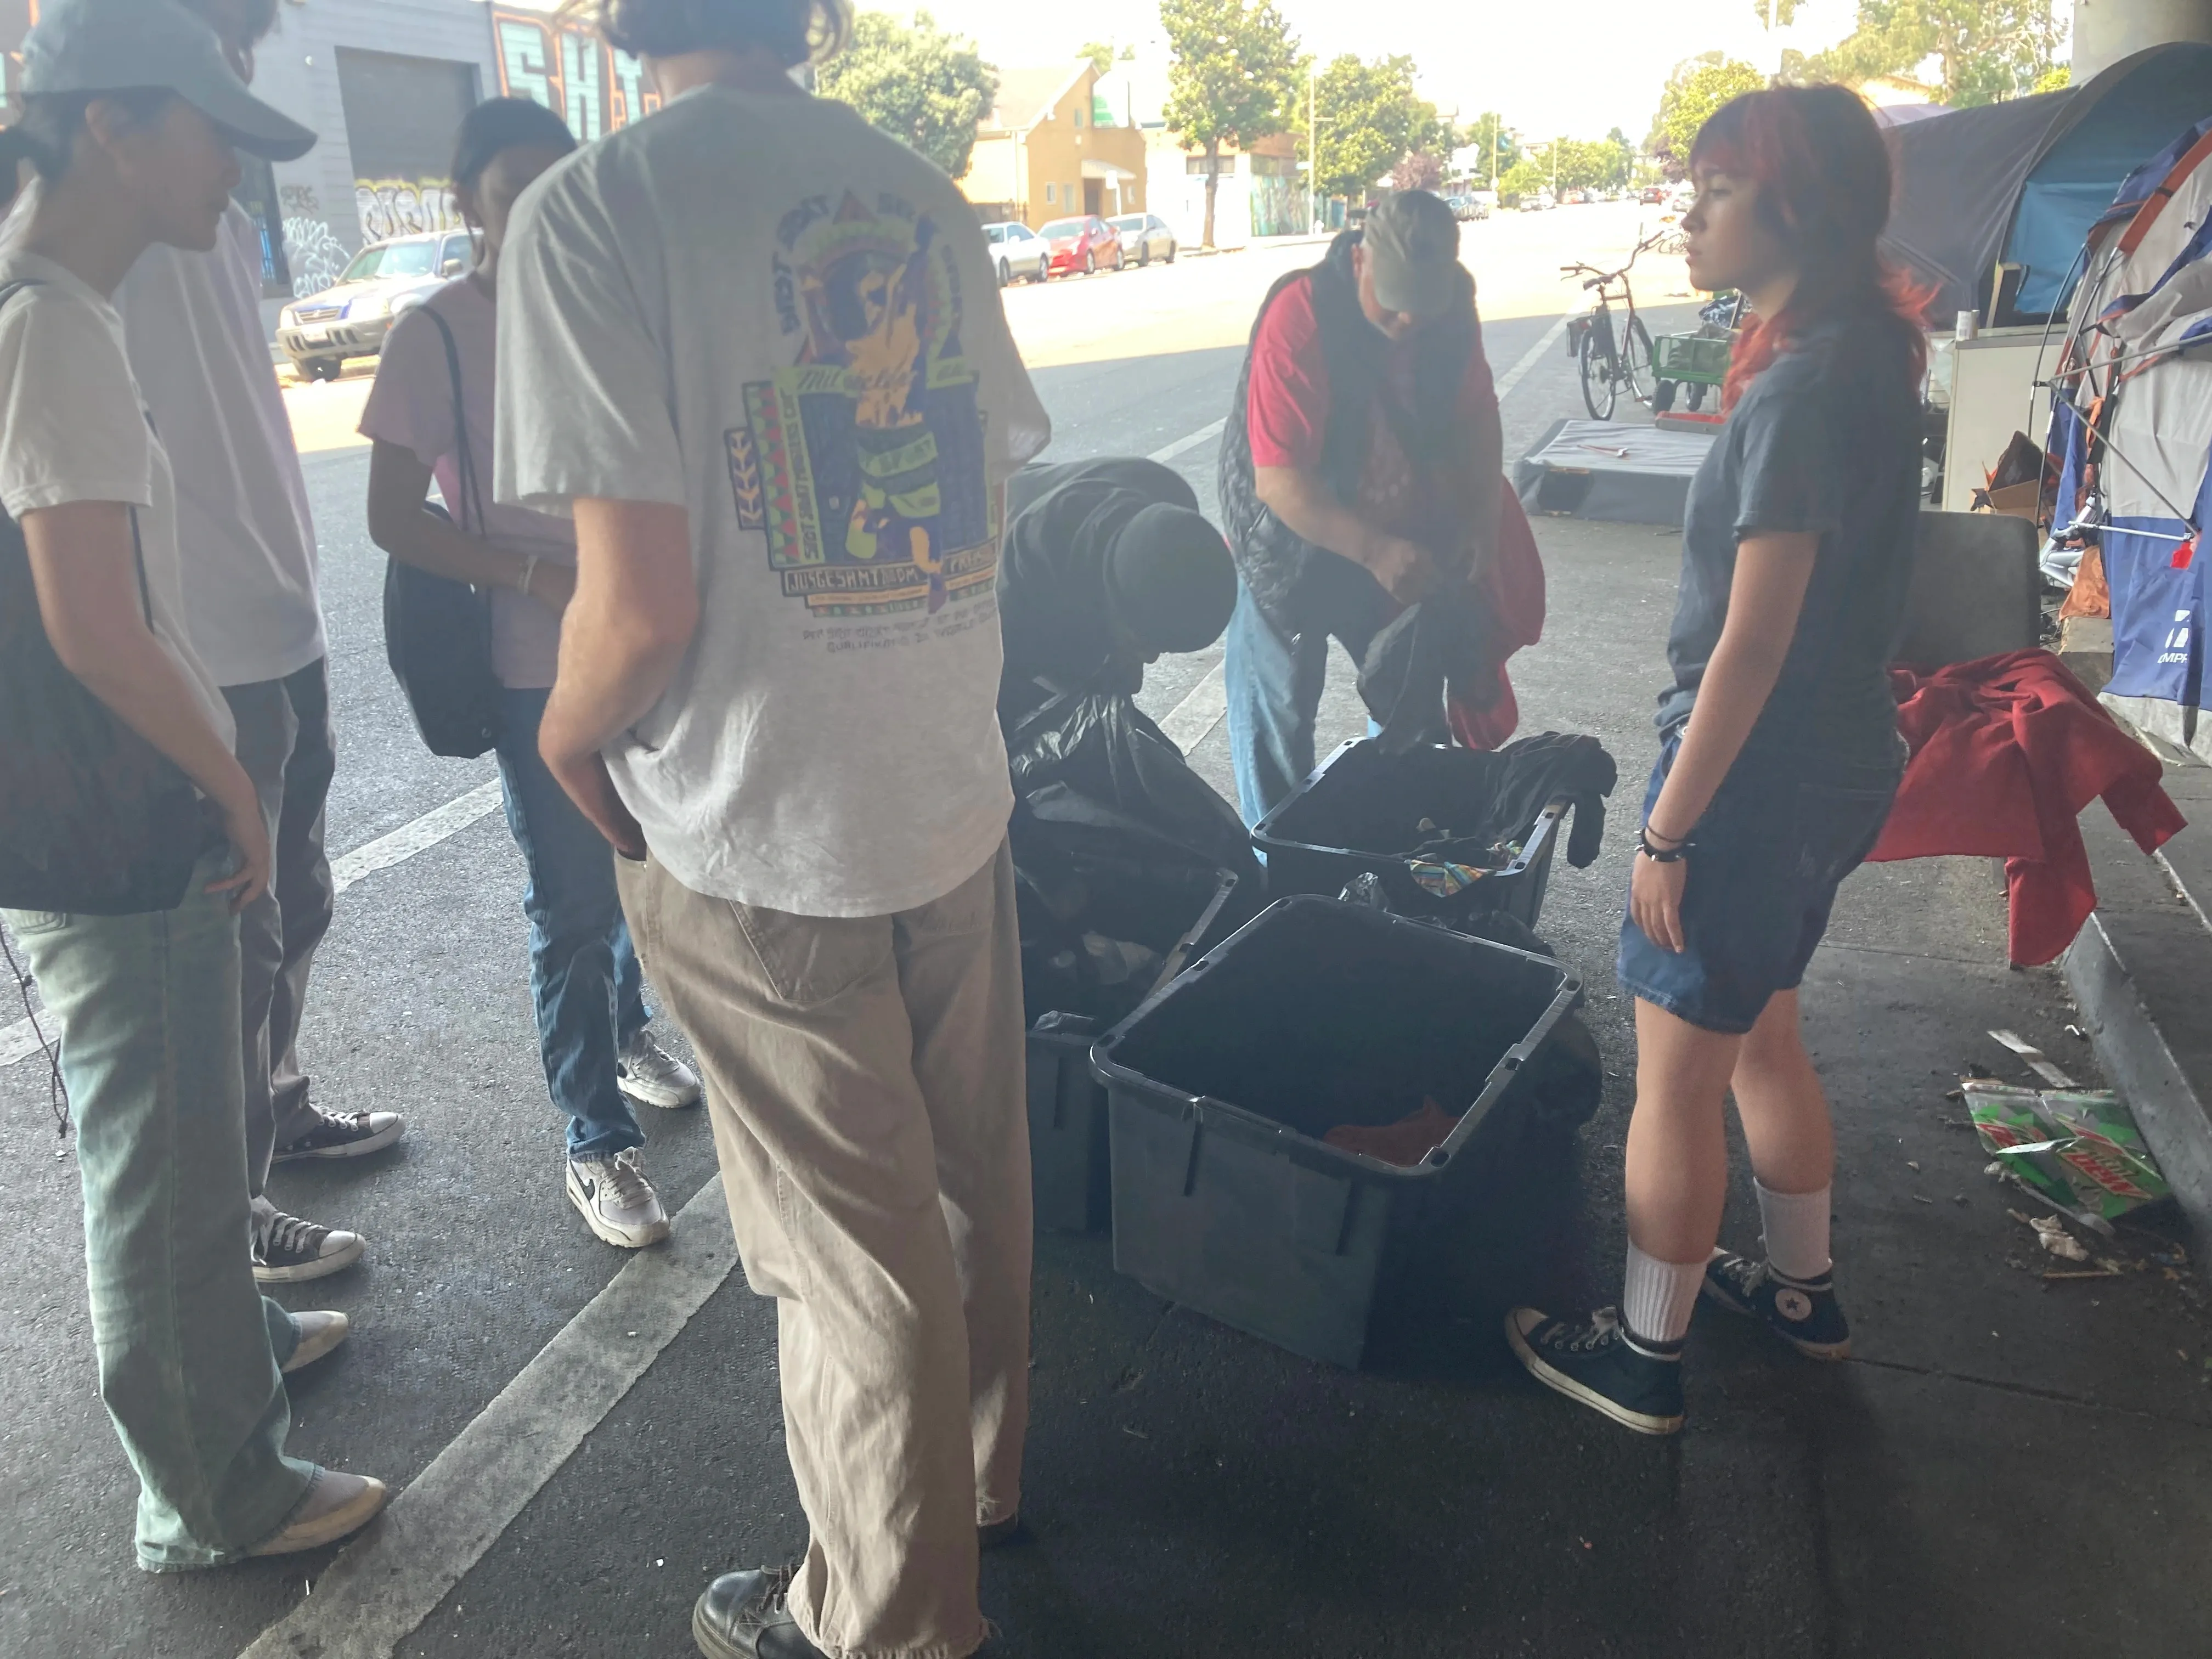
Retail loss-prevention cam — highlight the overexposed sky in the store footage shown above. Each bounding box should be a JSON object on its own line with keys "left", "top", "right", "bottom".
{"left": 913, "top": 0, "right": 1872, "bottom": 141}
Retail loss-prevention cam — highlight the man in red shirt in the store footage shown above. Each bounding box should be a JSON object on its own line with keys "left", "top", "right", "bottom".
{"left": 1217, "top": 189, "right": 1541, "bottom": 823}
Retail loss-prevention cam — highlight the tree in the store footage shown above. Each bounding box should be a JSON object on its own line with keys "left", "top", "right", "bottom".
{"left": 1460, "top": 112, "right": 1520, "bottom": 184}
{"left": 1806, "top": 0, "right": 2066, "bottom": 106}
{"left": 1391, "top": 150, "right": 1444, "bottom": 193}
{"left": 1296, "top": 53, "right": 1434, "bottom": 205}
{"left": 1647, "top": 53, "right": 1766, "bottom": 171}
{"left": 1498, "top": 154, "right": 1551, "bottom": 207}
{"left": 816, "top": 12, "right": 997, "bottom": 179}
{"left": 1161, "top": 0, "right": 1303, "bottom": 247}
{"left": 2032, "top": 61, "right": 2070, "bottom": 94}
{"left": 1079, "top": 40, "right": 1115, "bottom": 78}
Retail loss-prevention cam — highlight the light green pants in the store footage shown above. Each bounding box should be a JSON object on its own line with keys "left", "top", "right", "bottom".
{"left": 7, "top": 854, "right": 315, "bottom": 1570}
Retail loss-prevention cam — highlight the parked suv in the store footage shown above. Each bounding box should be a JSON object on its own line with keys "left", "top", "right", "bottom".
{"left": 277, "top": 228, "right": 472, "bottom": 380}
{"left": 1108, "top": 212, "right": 1177, "bottom": 266}
{"left": 983, "top": 221, "right": 1051, "bottom": 286}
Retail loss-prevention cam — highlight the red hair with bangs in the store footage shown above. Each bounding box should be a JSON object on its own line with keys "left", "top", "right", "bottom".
{"left": 1690, "top": 84, "right": 1931, "bottom": 411}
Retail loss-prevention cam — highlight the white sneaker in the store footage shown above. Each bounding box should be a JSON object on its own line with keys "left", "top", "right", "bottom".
{"left": 617, "top": 1030, "right": 702, "bottom": 1109}
{"left": 281, "top": 1310, "right": 351, "bottom": 1375}
{"left": 566, "top": 1147, "right": 671, "bottom": 1248}
{"left": 248, "top": 1469, "right": 389, "bottom": 1556}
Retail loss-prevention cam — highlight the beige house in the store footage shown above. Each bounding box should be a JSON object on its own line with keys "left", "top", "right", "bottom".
{"left": 960, "top": 62, "right": 1147, "bottom": 227}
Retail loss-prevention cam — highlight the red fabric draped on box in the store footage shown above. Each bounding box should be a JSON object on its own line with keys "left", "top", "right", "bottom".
{"left": 1868, "top": 648, "right": 2186, "bottom": 965}
{"left": 1445, "top": 489, "right": 1549, "bottom": 752}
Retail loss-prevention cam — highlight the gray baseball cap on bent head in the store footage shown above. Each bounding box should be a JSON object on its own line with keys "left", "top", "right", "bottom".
{"left": 1362, "top": 189, "right": 1463, "bottom": 320}
{"left": 21, "top": 0, "right": 317, "bottom": 162}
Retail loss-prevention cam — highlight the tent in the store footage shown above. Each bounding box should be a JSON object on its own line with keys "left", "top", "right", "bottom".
{"left": 1881, "top": 42, "right": 2212, "bottom": 323}
{"left": 2043, "top": 114, "right": 2212, "bottom": 755}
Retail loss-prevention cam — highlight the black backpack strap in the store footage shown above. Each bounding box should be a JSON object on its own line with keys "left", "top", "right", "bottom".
{"left": 420, "top": 304, "right": 486, "bottom": 537}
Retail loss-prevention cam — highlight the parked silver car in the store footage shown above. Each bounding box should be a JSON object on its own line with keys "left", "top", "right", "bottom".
{"left": 1109, "top": 212, "right": 1178, "bottom": 267}
{"left": 982, "top": 221, "right": 1051, "bottom": 286}
{"left": 277, "top": 228, "right": 473, "bottom": 380}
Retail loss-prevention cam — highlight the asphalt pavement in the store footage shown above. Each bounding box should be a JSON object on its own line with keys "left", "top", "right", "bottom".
{"left": 4, "top": 270, "right": 2211, "bottom": 1659}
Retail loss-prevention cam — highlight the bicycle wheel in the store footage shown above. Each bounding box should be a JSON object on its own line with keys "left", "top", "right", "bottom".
{"left": 1578, "top": 324, "right": 1617, "bottom": 420}
{"left": 1620, "top": 315, "right": 1655, "bottom": 408}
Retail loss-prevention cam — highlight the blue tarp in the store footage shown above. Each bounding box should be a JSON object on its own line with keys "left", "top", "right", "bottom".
{"left": 2005, "top": 49, "right": 2212, "bottom": 315}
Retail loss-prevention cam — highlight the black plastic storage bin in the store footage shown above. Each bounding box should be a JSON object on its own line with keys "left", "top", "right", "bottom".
{"left": 1026, "top": 868, "right": 1240, "bottom": 1233}
{"left": 1251, "top": 739, "right": 1566, "bottom": 928}
{"left": 1093, "top": 896, "right": 1580, "bottom": 1368}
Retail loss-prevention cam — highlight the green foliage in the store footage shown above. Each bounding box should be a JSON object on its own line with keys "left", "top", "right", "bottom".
{"left": 1160, "top": 0, "right": 1302, "bottom": 154}
{"left": 1079, "top": 41, "right": 1115, "bottom": 79}
{"left": 1498, "top": 155, "right": 1550, "bottom": 205}
{"left": 816, "top": 11, "right": 998, "bottom": 179}
{"left": 1648, "top": 54, "right": 1767, "bottom": 164}
{"left": 1461, "top": 112, "right": 1520, "bottom": 180}
{"left": 2031, "top": 61, "right": 2070, "bottom": 95}
{"left": 1391, "top": 150, "right": 1444, "bottom": 193}
{"left": 1296, "top": 52, "right": 1437, "bottom": 202}
{"left": 1752, "top": 0, "right": 1804, "bottom": 24}
{"left": 1805, "top": 0, "right": 2066, "bottom": 106}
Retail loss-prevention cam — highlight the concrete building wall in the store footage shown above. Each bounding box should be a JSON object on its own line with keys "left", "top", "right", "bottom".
{"left": 2073, "top": 0, "right": 2212, "bottom": 76}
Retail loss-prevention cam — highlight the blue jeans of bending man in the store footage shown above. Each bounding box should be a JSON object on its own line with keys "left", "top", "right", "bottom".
{"left": 1224, "top": 584, "right": 1337, "bottom": 830}
{"left": 494, "top": 688, "right": 650, "bottom": 1162}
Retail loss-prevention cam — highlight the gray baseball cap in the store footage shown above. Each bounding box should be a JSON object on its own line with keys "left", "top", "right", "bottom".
{"left": 1363, "top": 190, "right": 1462, "bottom": 319}
{"left": 22, "top": 0, "right": 317, "bottom": 162}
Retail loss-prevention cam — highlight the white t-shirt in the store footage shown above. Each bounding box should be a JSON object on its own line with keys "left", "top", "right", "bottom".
{"left": 497, "top": 87, "right": 1052, "bottom": 918}
{"left": 0, "top": 251, "right": 237, "bottom": 752}
{"left": 360, "top": 275, "right": 573, "bottom": 690}
{"left": 113, "top": 204, "right": 324, "bottom": 689}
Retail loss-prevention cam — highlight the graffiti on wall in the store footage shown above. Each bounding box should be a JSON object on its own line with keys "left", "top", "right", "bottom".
{"left": 283, "top": 217, "right": 351, "bottom": 297}
{"left": 355, "top": 177, "right": 463, "bottom": 244}
{"left": 491, "top": 8, "right": 658, "bottom": 140}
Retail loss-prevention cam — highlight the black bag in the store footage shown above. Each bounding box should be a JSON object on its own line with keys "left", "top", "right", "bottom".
{"left": 383, "top": 306, "right": 504, "bottom": 759}
{"left": 0, "top": 282, "right": 217, "bottom": 915}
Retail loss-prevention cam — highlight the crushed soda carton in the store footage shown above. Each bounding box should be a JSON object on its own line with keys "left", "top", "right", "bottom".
{"left": 1965, "top": 1081, "right": 2170, "bottom": 1226}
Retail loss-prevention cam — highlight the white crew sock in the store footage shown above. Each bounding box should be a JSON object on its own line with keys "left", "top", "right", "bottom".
{"left": 1756, "top": 1178, "right": 1833, "bottom": 1283}
{"left": 1622, "top": 1242, "right": 1705, "bottom": 1346}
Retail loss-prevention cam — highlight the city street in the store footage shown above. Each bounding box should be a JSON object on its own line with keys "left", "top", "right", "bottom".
{"left": 5, "top": 204, "right": 2211, "bottom": 1658}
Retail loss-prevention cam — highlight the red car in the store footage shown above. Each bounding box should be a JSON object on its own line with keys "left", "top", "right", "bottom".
{"left": 1040, "top": 215, "right": 1125, "bottom": 277}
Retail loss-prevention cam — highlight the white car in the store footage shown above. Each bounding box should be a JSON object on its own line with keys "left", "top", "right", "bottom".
{"left": 983, "top": 221, "right": 1051, "bottom": 286}
{"left": 1108, "top": 212, "right": 1178, "bottom": 267}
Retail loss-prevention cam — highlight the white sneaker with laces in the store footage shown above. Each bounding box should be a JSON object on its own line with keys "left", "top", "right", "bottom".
{"left": 616, "top": 1030, "right": 702, "bottom": 1109}
{"left": 567, "top": 1147, "right": 671, "bottom": 1248}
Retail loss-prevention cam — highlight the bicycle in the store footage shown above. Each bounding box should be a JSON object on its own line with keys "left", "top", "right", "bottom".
{"left": 1562, "top": 232, "right": 1665, "bottom": 421}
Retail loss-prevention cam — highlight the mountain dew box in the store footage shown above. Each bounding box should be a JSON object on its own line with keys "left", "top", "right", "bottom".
{"left": 1965, "top": 1081, "right": 2170, "bottom": 1223}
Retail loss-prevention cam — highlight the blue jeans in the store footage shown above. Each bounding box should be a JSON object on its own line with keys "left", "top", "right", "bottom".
{"left": 1224, "top": 584, "right": 1333, "bottom": 828}
{"left": 5, "top": 851, "right": 315, "bottom": 1568}
{"left": 1617, "top": 734, "right": 1902, "bottom": 1034}
{"left": 494, "top": 689, "right": 648, "bottom": 1161}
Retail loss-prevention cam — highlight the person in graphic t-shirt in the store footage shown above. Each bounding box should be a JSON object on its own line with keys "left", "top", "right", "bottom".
{"left": 994, "top": 456, "right": 1236, "bottom": 730}
{"left": 0, "top": 0, "right": 385, "bottom": 1567}
{"left": 7, "top": 0, "right": 397, "bottom": 1286}
{"left": 494, "top": 1, "right": 1051, "bottom": 1654}
{"left": 362, "top": 97, "right": 703, "bottom": 1254}
{"left": 1507, "top": 87, "right": 1925, "bottom": 1439}
{"left": 1215, "top": 188, "right": 1545, "bottom": 827}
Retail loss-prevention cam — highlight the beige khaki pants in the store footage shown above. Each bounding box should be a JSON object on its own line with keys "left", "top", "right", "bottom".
{"left": 618, "top": 841, "right": 1031, "bottom": 1659}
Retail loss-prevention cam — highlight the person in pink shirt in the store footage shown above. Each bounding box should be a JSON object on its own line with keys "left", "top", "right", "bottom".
{"left": 361, "top": 98, "right": 702, "bottom": 1252}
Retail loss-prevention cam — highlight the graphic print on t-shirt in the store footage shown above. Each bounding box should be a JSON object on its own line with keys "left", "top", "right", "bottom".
{"left": 726, "top": 190, "right": 997, "bottom": 619}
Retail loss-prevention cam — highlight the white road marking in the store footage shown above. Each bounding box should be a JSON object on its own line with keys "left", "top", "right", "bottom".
{"left": 238, "top": 1176, "right": 741, "bottom": 1659}
{"left": 1, "top": 777, "right": 503, "bottom": 1069}
{"left": 1494, "top": 309, "right": 1577, "bottom": 404}
{"left": 1148, "top": 417, "right": 1226, "bottom": 464}
{"left": 329, "top": 778, "right": 503, "bottom": 896}
{"left": 1157, "top": 661, "right": 1230, "bottom": 754}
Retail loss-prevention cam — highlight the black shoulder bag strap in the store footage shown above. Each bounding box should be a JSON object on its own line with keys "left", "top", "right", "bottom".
{"left": 421, "top": 304, "right": 486, "bottom": 536}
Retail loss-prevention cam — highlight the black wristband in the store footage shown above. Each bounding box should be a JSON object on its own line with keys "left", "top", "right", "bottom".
{"left": 1638, "top": 826, "right": 1691, "bottom": 862}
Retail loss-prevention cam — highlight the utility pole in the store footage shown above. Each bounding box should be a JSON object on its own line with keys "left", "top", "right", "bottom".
{"left": 1488, "top": 112, "right": 1497, "bottom": 190}
{"left": 1308, "top": 61, "right": 1318, "bottom": 232}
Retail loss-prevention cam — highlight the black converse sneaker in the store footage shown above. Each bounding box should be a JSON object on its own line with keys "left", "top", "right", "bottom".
{"left": 1701, "top": 1249, "right": 1852, "bottom": 1359}
{"left": 1505, "top": 1306, "right": 1686, "bottom": 1436}
{"left": 252, "top": 1206, "right": 365, "bottom": 1284}
{"left": 272, "top": 1104, "right": 405, "bottom": 1163}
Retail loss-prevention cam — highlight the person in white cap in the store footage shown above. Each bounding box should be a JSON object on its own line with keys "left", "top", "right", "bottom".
{"left": 0, "top": 0, "right": 386, "bottom": 1569}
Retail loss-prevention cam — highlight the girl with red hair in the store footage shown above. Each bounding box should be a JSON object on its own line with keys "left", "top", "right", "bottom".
{"left": 1509, "top": 84, "right": 1928, "bottom": 1434}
